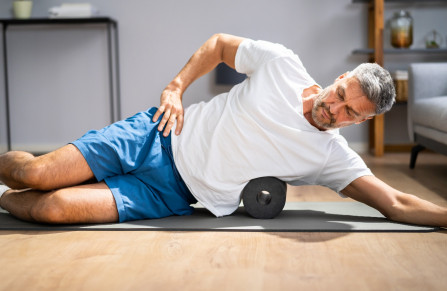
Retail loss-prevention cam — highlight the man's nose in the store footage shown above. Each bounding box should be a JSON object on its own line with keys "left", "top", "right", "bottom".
{"left": 329, "top": 102, "right": 343, "bottom": 115}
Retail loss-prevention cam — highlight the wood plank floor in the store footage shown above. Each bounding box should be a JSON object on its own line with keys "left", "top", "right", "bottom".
{"left": 1, "top": 152, "right": 446, "bottom": 291}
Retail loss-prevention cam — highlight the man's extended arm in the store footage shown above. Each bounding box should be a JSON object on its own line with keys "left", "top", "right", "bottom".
{"left": 342, "top": 175, "right": 447, "bottom": 227}
{"left": 152, "top": 33, "right": 245, "bottom": 137}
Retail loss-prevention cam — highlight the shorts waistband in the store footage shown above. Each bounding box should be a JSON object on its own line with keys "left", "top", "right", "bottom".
{"left": 160, "top": 133, "right": 197, "bottom": 205}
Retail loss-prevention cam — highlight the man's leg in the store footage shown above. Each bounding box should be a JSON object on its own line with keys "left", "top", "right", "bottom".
{"left": 0, "top": 182, "right": 118, "bottom": 224}
{"left": 0, "top": 144, "right": 94, "bottom": 191}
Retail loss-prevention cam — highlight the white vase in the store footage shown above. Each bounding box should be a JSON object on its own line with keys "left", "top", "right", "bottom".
{"left": 13, "top": 1, "right": 33, "bottom": 19}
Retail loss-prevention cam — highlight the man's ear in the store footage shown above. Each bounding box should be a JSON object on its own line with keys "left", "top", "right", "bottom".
{"left": 355, "top": 116, "right": 374, "bottom": 125}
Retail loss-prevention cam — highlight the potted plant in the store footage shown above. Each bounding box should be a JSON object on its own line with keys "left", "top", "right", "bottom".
{"left": 13, "top": 0, "right": 33, "bottom": 19}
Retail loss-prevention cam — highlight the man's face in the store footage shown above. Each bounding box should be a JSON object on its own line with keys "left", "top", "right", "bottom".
{"left": 311, "top": 76, "right": 376, "bottom": 130}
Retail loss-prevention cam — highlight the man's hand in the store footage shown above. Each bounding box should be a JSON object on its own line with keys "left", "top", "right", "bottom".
{"left": 152, "top": 87, "right": 184, "bottom": 137}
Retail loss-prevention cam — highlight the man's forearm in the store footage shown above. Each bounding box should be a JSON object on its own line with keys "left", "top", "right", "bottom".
{"left": 390, "top": 193, "right": 447, "bottom": 228}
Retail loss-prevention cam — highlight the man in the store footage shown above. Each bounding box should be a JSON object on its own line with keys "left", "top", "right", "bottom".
{"left": 0, "top": 34, "right": 446, "bottom": 227}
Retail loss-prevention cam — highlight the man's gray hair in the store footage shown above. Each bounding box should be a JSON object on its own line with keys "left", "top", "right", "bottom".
{"left": 348, "top": 63, "right": 396, "bottom": 115}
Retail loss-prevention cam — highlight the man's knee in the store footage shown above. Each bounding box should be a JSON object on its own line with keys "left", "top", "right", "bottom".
{"left": 20, "top": 161, "right": 53, "bottom": 191}
{"left": 30, "top": 192, "right": 66, "bottom": 223}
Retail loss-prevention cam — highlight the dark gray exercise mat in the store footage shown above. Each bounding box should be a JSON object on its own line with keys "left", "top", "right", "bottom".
{"left": 0, "top": 202, "right": 439, "bottom": 232}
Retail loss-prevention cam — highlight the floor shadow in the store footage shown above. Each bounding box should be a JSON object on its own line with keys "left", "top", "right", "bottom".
{"left": 270, "top": 231, "right": 350, "bottom": 243}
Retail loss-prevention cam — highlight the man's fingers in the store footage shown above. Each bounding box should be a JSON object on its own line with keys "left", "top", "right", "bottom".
{"left": 158, "top": 108, "right": 171, "bottom": 131}
{"left": 175, "top": 114, "right": 184, "bottom": 135}
{"left": 163, "top": 115, "right": 177, "bottom": 137}
{"left": 152, "top": 106, "right": 165, "bottom": 122}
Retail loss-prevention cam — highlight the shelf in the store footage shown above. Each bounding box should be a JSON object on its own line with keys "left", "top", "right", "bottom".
{"left": 353, "top": 0, "right": 447, "bottom": 156}
{"left": 353, "top": 48, "right": 447, "bottom": 54}
{"left": 0, "top": 17, "right": 117, "bottom": 25}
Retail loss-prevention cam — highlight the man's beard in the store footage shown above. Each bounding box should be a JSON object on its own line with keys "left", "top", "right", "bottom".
{"left": 311, "top": 87, "right": 337, "bottom": 130}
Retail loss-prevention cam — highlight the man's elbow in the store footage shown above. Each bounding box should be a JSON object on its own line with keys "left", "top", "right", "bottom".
{"left": 382, "top": 201, "right": 404, "bottom": 221}
{"left": 381, "top": 193, "right": 415, "bottom": 222}
{"left": 206, "top": 33, "right": 226, "bottom": 62}
{"left": 213, "top": 33, "right": 244, "bottom": 68}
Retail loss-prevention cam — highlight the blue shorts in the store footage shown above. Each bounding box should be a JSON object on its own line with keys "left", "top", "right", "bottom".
{"left": 72, "top": 107, "right": 197, "bottom": 222}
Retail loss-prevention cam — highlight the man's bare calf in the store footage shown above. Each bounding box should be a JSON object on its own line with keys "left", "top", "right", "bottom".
{"left": 0, "top": 183, "right": 119, "bottom": 224}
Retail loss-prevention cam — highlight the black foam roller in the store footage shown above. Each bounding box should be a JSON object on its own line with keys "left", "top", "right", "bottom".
{"left": 242, "top": 177, "right": 287, "bottom": 219}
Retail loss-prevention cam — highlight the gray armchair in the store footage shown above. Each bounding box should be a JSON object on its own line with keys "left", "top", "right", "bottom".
{"left": 407, "top": 62, "right": 447, "bottom": 168}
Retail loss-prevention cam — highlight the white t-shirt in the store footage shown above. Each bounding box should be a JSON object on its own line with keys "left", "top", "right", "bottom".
{"left": 171, "top": 39, "right": 372, "bottom": 217}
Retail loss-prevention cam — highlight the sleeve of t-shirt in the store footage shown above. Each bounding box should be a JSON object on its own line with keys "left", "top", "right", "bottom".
{"left": 235, "top": 39, "right": 295, "bottom": 77}
{"left": 317, "top": 136, "right": 373, "bottom": 195}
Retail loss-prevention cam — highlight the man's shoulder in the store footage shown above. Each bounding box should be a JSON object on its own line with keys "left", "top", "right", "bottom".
{"left": 243, "top": 39, "right": 295, "bottom": 56}
{"left": 239, "top": 39, "right": 300, "bottom": 68}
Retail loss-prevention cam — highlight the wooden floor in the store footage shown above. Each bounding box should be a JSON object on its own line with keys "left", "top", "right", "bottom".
{"left": 1, "top": 152, "right": 446, "bottom": 291}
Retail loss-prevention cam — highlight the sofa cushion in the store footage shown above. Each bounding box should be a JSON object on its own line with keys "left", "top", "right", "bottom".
{"left": 414, "top": 125, "right": 447, "bottom": 145}
{"left": 412, "top": 96, "right": 447, "bottom": 132}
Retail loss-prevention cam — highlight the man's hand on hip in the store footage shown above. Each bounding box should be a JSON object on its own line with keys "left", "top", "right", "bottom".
{"left": 153, "top": 87, "right": 184, "bottom": 137}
